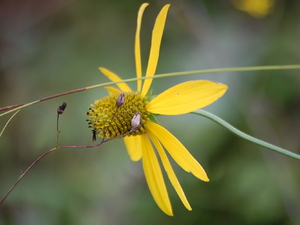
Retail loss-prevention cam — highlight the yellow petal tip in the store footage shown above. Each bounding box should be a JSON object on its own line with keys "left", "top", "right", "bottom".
{"left": 201, "top": 174, "right": 210, "bottom": 182}
{"left": 194, "top": 174, "right": 210, "bottom": 182}
{"left": 166, "top": 211, "right": 174, "bottom": 217}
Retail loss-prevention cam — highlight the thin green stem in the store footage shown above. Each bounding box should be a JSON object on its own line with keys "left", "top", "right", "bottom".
{"left": 0, "top": 110, "right": 20, "bottom": 138}
{"left": 87, "top": 64, "right": 300, "bottom": 90}
{"left": 56, "top": 114, "right": 61, "bottom": 148}
{"left": 1, "top": 64, "right": 300, "bottom": 117}
{"left": 191, "top": 110, "right": 300, "bottom": 160}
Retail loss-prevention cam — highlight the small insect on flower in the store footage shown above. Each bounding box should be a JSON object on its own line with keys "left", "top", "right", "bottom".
{"left": 131, "top": 111, "right": 141, "bottom": 131}
{"left": 111, "top": 92, "right": 126, "bottom": 121}
{"left": 92, "top": 130, "right": 97, "bottom": 142}
{"left": 116, "top": 92, "right": 125, "bottom": 108}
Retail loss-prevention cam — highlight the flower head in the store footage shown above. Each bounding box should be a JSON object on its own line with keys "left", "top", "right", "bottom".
{"left": 87, "top": 3, "right": 228, "bottom": 216}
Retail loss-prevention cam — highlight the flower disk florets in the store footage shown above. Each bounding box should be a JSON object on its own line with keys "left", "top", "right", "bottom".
{"left": 87, "top": 92, "right": 149, "bottom": 139}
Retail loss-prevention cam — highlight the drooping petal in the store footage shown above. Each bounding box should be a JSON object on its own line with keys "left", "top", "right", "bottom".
{"left": 104, "top": 86, "right": 121, "bottom": 96}
{"left": 124, "top": 135, "right": 142, "bottom": 161}
{"left": 147, "top": 130, "right": 192, "bottom": 211}
{"left": 135, "top": 3, "right": 148, "bottom": 92}
{"left": 99, "top": 67, "right": 132, "bottom": 92}
{"left": 141, "top": 4, "right": 170, "bottom": 97}
{"left": 141, "top": 134, "right": 173, "bottom": 216}
{"left": 147, "top": 80, "right": 228, "bottom": 115}
{"left": 147, "top": 121, "right": 209, "bottom": 181}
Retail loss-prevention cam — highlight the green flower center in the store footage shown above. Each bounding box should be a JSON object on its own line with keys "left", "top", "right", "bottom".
{"left": 87, "top": 92, "right": 149, "bottom": 139}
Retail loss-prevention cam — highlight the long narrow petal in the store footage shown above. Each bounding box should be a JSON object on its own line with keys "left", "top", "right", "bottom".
{"left": 99, "top": 67, "right": 132, "bottom": 92}
{"left": 141, "top": 134, "right": 173, "bottom": 216}
{"left": 124, "top": 135, "right": 142, "bottom": 161}
{"left": 141, "top": 4, "right": 170, "bottom": 97}
{"left": 104, "top": 86, "right": 121, "bottom": 96}
{"left": 147, "top": 80, "right": 228, "bottom": 115}
{"left": 135, "top": 3, "right": 148, "bottom": 92}
{"left": 147, "top": 121, "right": 209, "bottom": 181}
{"left": 147, "top": 130, "right": 192, "bottom": 211}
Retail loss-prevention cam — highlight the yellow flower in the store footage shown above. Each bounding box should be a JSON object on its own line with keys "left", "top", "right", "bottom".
{"left": 232, "top": 0, "right": 274, "bottom": 18}
{"left": 87, "top": 3, "right": 228, "bottom": 216}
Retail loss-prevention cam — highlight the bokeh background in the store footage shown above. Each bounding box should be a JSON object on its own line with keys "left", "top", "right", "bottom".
{"left": 1, "top": 0, "right": 300, "bottom": 224}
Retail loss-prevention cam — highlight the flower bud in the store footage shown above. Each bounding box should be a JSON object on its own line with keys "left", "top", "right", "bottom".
{"left": 57, "top": 102, "right": 67, "bottom": 114}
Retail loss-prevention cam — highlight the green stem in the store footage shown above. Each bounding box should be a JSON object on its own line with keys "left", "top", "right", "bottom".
{"left": 87, "top": 64, "right": 300, "bottom": 90}
{"left": 1, "top": 64, "right": 300, "bottom": 117}
{"left": 0, "top": 110, "right": 20, "bottom": 137}
{"left": 191, "top": 110, "right": 300, "bottom": 160}
{"left": 152, "top": 64, "right": 300, "bottom": 79}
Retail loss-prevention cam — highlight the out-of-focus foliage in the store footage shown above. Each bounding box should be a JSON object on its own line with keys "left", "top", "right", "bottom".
{"left": 1, "top": 0, "right": 300, "bottom": 224}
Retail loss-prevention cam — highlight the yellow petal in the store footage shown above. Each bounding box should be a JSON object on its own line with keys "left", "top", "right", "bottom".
{"left": 99, "top": 67, "right": 132, "bottom": 92}
{"left": 147, "top": 130, "right": 192, "bottom": 211}
{"left": 124, "top": 135, "right": 142, "bottom": 161}
{"left": 135, "top": 3, "right": 149, "bottom": 92}
{"left": 141, "top": 134, "right": 173, "bottom": 216}
{"left": 233, "top": 0, "right": 274, "bottom": 18}
{"left": 141, "top": 4, "right": 170, "bottom": 97}
{"left": 104, "top": 86, "right": 121, "bottom": 96}
{"left": 147, "top": 121, "right": 209, "bottom": 181}
{"left": 147, "top": 80, "right": 228, "bottom": 115}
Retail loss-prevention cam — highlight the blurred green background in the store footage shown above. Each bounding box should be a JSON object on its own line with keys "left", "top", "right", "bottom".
{"left": 1, "top": 0, "right": 300, "bottom": 224}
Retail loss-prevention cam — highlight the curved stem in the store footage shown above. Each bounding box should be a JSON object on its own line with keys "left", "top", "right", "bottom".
{"left": 0, "top": 142, "right": 102, "bottom": 205}
{"left": 0, "top": 110, "right": 20, "bottom": 137}
{"left": 191, "top": 110, "right": 300, "bottom": 160}
{"left": 0, "top": 127, "right": 138, "bottom": 205}
{"left": 0, "top": 148, "right": 55, "bottom": 205}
